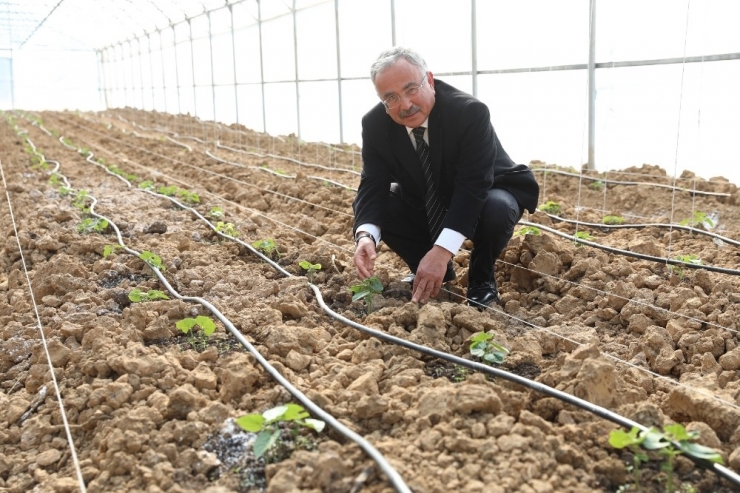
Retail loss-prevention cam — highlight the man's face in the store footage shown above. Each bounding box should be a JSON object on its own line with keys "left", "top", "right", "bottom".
{"left": 374, "top": 58, "right": 435, "bottom": 128}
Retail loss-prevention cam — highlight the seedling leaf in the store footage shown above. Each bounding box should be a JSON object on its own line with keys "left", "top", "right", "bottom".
{"left": 253, "top": 429, "right": 280, "bottom": 458}
{"left": 236, "top": 414, "right": 265, "bottom": 433}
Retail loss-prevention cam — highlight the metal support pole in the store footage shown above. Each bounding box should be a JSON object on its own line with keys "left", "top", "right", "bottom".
{"left": 471, "top": 0, "right": 477, "bottom": 98}
{"left": 292, "top": 0, "right": 301, "bottom": 141}
{"left": 390, "top": 0, "right": 396, "bottom": 46}
{"left": 171, "top": 25, "right": 181, "bottom": 116}
{"left": 257, "top": 0, "right": 267, "bottom": 134}
{"left": 587, "top": 0, "right": 596, "bottom": 170}
{"left": 148, "top": 33, "right": 156, "bottom": 115}
{"left": 124, "top": 42, "right": 131, "bottom": 108}
{"left": 137, "top": 38, "right": 145, "bottom": 110}
{"left": 208, "top": 11, "right": 217, "bottom": 129}
{"left": 334, "top": 0, "right": 344, "bottom": 143}
{"left": 159, "top": 30, "right": 168, "bottom": 114}
{"left": 229, "top": 4, "right": 239, "bottom": 124}
{"left": 96, "top": 49, "right": 106, "bottom": 110}
{"left": 188, "top": 19, "right": 197, "bottom": 119}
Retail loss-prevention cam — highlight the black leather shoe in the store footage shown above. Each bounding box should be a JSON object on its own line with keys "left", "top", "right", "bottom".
{"left": 467, "top": 280, "right": 499, "bottom": 309}
{"left": 401, "top": 261, "right": 456, "bottom": 284}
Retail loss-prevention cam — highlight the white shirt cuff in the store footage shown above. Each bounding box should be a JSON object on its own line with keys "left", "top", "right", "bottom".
{"left": 435, "top": 228, "right": 465, "bottom": 256}
{"left": 355, "top": 224, "right": 381, "bottom": 245}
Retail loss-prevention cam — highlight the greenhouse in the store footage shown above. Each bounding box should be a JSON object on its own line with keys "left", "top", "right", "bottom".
{"left": 1, "top": 1, "right": 740, "bottom": 492}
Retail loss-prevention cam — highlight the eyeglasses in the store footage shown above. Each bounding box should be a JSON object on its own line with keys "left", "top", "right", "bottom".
{"left": 381, "top": 76, "right": 426, "bottom": 109}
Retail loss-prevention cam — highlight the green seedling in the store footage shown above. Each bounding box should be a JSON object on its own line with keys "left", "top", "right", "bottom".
{"left": 515, "top": 225, "right": 541, "bottom": 236}
{"left": 679, "top": 211, "right": 714, "bottom": 230}
{"left": 139, "top": 250, "right": 166, "bottom": 271}
{"left": 79, "top": 147, "right": 92, "bottom": 157}
{"left": 103, "top": 244, "right": 123, "bottom": 258}
{"left": 538, "top": 201, "right": 562, "bottom": 215}
{"left": 469, "top": 332, "right": 509, "bottom": 364}
{"left": 668, "top": 254, "right": 701, "bottom": 280}
{"left": 299, "top": 260, "right": 321, "bottom": 283}
{"left": 589, "top": 180, "right": 605, "bottom": 191}
{"left": 602, "top": 215, "right": 625, "bottom": 225}
{"left": 349, "top": 276, "right": 384, "bottom": 312}
{"left": 215, "top": 221, "right": 239, "bottom": 238}
{"left": 128, "top": 288, "right": 170, "bottom": 302}
{"left": 72, "top": 190, "right": 90, "bottom": 211}
{"left": 209, "top": 206, "right": 224, "bottom": 218}
{"left": 59, "top": 186, "right": 74, "bottom": 197}
{"left": 77, "top": 217, "right": 108, "bottom": 234}
{"left": 108, "top": 164, "right": 139, "bottom": 182}
{"left": 177, "top": 188, "right": 200, "bottom": 204}
{"left": 252, "top": 238, "right": 280, "bottom": 260}
{"left": 138, "top": 180, "right": 155, "bottom": 190}
{"left": 235, "top": 403, "right": 325, "bottom": 461}
{"left": 610, "top": 424, "right": 723, "bottom": 493}
{"left": 157, "top": 185, "right": 178, "bottom": 196}
{"left": 31, "top": 154, "right": 49, "bottom": 170}
{"left": 176, "top": 315, "right": 217, "bottom": 352}
{"left": 573, "top": 231, "right": 593, "bottom": 245}
{"left": 609, "top": 427, "right": 650, "bottom": 490}
{"left": 97, "top": 158, "right": 107, "bottom": 165}
{"left": 61, "top": 137, "right": 75, "bottom": 147}
{"left": 49, "top": 173, "right": 63, "bottom": 186}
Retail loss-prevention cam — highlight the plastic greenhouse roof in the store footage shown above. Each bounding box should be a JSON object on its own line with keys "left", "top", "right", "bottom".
{"left": 0, "top": 0, "right": 324, "bottom": 52}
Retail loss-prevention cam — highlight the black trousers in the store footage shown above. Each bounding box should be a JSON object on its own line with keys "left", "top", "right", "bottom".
{"left": 380, "top": 184, "right": 521, "bottom": 285}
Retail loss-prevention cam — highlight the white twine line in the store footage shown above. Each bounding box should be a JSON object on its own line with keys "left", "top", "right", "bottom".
{"left": 0, "top": 158, "right": 87, "bottom": 493}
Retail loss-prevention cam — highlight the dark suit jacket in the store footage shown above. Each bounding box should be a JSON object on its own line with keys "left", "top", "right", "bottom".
{"left": 353, "top": 79, "right": 539, "bottom": 241}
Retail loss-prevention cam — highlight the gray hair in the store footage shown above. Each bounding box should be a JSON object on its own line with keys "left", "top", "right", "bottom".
{"left": 370, "top": 46, "right": 428, "bottom": 83}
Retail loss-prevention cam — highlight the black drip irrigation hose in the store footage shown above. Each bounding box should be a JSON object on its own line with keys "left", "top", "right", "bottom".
{"left": 543, "top": 211, "right": 740, "bottom": 248}
{"left": 87, "top": 199, "right": 412, "bottom": 493}
{"left": 531, "top": 167, "right": 732, "bottom": 198}
{"left": 307, "top": 285, "right": 740, "bottom": 487}
{"left": 27, "top": 117, "right": 740, "bottom": 488}
{"left": 24, "top": 133, "right": 413, "bottom": 493}
{"left": 523, "top": 220, "right": 740, "bottom": 276}
{"left": 205, "top": 149, "right": 357, "bottom": 191}
{"left": 214, "top": 140, "right": 361, "bottom": 177}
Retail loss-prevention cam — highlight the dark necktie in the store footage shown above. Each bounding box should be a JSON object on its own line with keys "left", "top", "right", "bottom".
{"left": 412, "top": 126, "right": 445, "bottom": 241}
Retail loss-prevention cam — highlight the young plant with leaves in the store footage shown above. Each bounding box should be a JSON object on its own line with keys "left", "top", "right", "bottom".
{"left": 469, "top": 332, "right": 509, "bottom": 364}
{"left": 103, "top": 244, "right": 123, "bottom": 258}
{"left": 348, "top": 276, "right": 384, "bottom": 313}
{"left": 128, "top": 288, "right": 170, "bottom": 302}
{"left": 209, "top": 206, "right": 225, "bottom": 219}
{"left": 609, "top": 424, "right": 723, "bottom": 493}
{"left": 515, "top": 225, "right": 541, "bottom": 236}
{"left": 669, "top": 254, "right": 701, "bottom": 280}
{"left": 72, "top": 190, "right": 90, "bottom": 211}
{"left": 215, "top": 221, "right": 239, "bottom": 238}
{"left": 603, "top": 215, "right": 625, "bottom": 225}
{"left": 679, "top": 211, "right": 715, "bottom": 230}
{"left": 573, "top": 231, "right": 594, "bottom": 246}
{"left": 538, "top": 201, "right": 562, "bottom": 215}
{"left": 139, "top": 251, "right": 166, "bottom": 271}
{"left": 235, "top": 404, "right": 325, "bottom": 461}
{"left": 77, "top": 217, "right": 108, "bottom": 234}
{"left": 176, "top": 315, "right": 217, "bottom": 352}
{"left": 299, "top": 260, "right": 322, "bottom": 283}
{"left": 252, "top": 238, "right": 280, "bottom": 260}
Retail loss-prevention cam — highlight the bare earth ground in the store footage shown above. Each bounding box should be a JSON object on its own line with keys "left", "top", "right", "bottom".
{"left": 1, "top": 108, "right": 740, "bottom": 493}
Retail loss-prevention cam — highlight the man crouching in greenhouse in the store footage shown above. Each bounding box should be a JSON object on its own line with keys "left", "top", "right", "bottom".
{"left": 352, "top": 46, "right": 539, "bottom": 309}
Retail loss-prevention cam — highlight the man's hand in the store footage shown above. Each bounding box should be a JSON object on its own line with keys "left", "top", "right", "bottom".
{"left": 354, "top": 237, "right": 377, "bottom": 279}
{"left": 411, "top": 245, "right": 453, "bottom": 304}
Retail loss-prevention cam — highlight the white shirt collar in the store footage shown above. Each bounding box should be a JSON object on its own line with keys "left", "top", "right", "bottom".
{"left": 406, "top": 118, "right": 430, "bottom": 136}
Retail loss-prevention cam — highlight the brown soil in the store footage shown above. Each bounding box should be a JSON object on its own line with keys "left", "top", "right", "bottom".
{"left": 1, "top": 108, "right": 740, "bottom": 493}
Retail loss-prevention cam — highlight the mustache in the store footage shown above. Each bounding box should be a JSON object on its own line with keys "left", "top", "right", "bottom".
{"left": 399, "top": 105, "right": 421, "bottom": 118}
